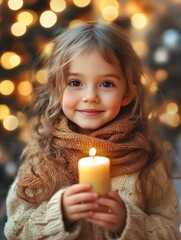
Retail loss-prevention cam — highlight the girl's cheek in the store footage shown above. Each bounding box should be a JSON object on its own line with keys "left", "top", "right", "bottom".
{"left": 62, "top": 92, "right": 78, "bottom": 108}
{"left": 104, "top": 95, "right": 122, "bottom": 109}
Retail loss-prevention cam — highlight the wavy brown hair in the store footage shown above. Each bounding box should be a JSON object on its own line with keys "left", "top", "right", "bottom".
{"left": 17, "top": 22, "right": 170, "bottom": 204}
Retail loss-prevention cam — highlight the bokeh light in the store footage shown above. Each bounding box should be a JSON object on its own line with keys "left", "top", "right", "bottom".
{"left": 155, "top": 69, "right": 168, "bottom": 82}
{"left": 50, "top": 0, "right": 66, "bottom": 12}
{"left": 42, "top": 42, "right": 54, "bottom": 57}
{"left": 8, "top": 0, "right": 23, "bottom": 10}
{"left": 153, "top": 47, "right": 169, "bottom": 64}
{"left": 0, "top": 105, "right": 10, "bottom": 120}
{"left": 0, "top": 80, "right": 15, "bottom": 96}
{"left": 124, "top": 2, "right": 140, "bottom": 16}
{"left": 3, "top": 115, "right": 19, "bottom": 131}
{"left": 132, "top": 40, "right": 148, "bottom": 58}
{"left": 0, "top": 52, "right": 21, "bottom": 70}
{"left": 39, "top": 10, "right": 57, "bottom": 28}
{"left": 167, "top": 102, "right": 179, "bottom": 115}
{"left": 162, "top": 29, "right": 181, "bottom": 48}
{"left": 159, "top": 112, "right": 181, "bottom": 128}
{"left": 18, "top": 81, "right": 33, "bottom": 96}
{"left": 73, "top": 0, "right": 91, "bottom": 8}
{"left": 17, "top": 10, "right": 37, "bottom": 26}
{"left": 131, "top": 13, "right": 147, "bottom": 29}
{"left": 102, "top": 6, "right": 119, "bottom": 21}
{"left": 140, "top": 74, "right": 149, "bottom": 86}
{"left": 149, "top": 82, "right": 158, "bottom": 94}
{"left": 99, "top": 0, "right": 119, "bottom": 11}
{"left": 11, "top": 22, "right": 27, "bottom": 36}
{"left": 99, "top": 0, "right": 119, "bottom": 21}
{"left": 35, "top": 69, "right": 48, "bottom": 84}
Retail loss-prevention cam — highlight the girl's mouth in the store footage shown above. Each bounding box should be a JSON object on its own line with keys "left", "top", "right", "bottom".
{"left": 77, "top": 109, "right": 104, "bottom": 116}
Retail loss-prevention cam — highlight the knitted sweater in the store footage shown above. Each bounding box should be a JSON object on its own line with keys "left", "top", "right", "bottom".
{"left": 4, "top": 161, "right": 181, "bottom": 240}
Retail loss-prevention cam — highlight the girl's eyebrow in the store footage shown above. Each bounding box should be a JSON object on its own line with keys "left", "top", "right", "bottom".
{"left": 67, "top": 72, "right": 121, "bottom": 80}
{"left": 101, "top": 73, "right": 121, "bottom": 80}
{"left": 67, "top": 72, "right": 81, "bottom": 76}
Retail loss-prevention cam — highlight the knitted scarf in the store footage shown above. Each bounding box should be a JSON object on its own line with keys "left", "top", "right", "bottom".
{"left": 18, "top": 115, "right": 151, "bottom": 203}
{"left": 52, "top": 116, "right": 150, "bottom": 184}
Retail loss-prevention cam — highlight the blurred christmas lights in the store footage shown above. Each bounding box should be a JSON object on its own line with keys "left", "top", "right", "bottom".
{"left": 39, "top": 10, "right": 57, "bottom": 28}
{"left": 3, "top": 115, "right": 19, "bottom": 131}
{"left": 155, "top": 69, "right": 168, "bottom": 82}
{"left": 102, "top": 6, "right": 119, "bottom": 21}
{"left": 17, "top": 10, "right": 37, "bottom": 26}
{"left": 0, "top": 105, "right": 10, "bottom": 120}
{"left": 8, "top": 0, "right": 23, "bottom": 11}
{"left": 50, "top": 0, "right": 67, "bottom": 12}
{"left": 73, "top": 0, "right": 91, "bottom": 8}
{"left": 18, "top": 81, "right": 33, "bottom": 96}
{"left": 1, "top": 52, "right": 21, "bottom": 70}
{"left": 0, "top": 80, "right": 15, "bottom": 96}
{"left": 131, "top": 13, "right": 147, "bottom": 29}
{"left": 11, "top": 22, "right": 27, "bottom": 37}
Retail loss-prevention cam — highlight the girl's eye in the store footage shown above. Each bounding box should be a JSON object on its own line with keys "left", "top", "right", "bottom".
{"left": 101, "top": 81, "right": 115, "bottom": 88}
{"left": 68, "top": 80, "right": 81, "bottom": 87}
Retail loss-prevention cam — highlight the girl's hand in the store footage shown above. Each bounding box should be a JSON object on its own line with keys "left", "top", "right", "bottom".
{"left": 86, "top": 191, "right": 126, "bottom": 234}
{"left": 62, "top": 184, "right": 99, "bottom": 226}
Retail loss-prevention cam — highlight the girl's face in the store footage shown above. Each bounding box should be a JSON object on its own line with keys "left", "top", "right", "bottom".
{"left": 62, "top": 51, "right": 132, "bottom": 132}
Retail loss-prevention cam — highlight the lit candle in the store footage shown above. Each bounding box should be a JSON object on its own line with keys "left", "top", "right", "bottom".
{"left": 78, "top": 148, "right": 110, "bottom": 196}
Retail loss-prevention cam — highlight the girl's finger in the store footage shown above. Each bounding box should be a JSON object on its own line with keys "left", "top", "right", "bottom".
{"left": 70, "top": 211, "right": 94, "bottom": 221}
{"left": 64, "top": 184, "right": 91, "bottom": 197}
{"left": 89, "top": 211, "right": 117, "bottom": 223}
{"left": 68, "top": 202, "right": 99, "bottom": 214}
{"left": 94, "top": 191, "right": 124, "bottom": 213}
{"left": 94, "top": 198, "right": 117, "bottom": 213}
{"left": 65, "top": 192, "right": 99, "bottom": 205}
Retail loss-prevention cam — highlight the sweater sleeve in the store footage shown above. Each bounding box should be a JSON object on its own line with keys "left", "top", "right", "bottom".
{"left": 119, "top": 188, "right": 181, "bottom": 240}
{"left": 4, "top": 178, "right": 82, "bottom": 240}
{"left": 105, "top": 166, "right": 181, "bottom": 240}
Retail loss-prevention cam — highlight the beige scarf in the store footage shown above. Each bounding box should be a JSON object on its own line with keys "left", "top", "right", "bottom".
{"left": 52, "top": 115, "right": 150, "bottom": 184}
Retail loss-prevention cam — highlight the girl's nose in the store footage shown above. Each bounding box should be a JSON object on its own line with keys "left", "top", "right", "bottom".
{"left": 82, "top": 90, "right": 100, "bottom": 103}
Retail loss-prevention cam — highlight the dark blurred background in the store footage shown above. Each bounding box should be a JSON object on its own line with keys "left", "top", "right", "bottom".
{"left": 0, "top": 0, "right": 181, "bottom": 238}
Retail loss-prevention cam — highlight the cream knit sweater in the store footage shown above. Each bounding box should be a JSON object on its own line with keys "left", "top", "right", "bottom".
{"left": 4, "top": 161, "right": 181, "bottom": 240}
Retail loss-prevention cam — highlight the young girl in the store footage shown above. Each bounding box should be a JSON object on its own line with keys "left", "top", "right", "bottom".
{"left": 4, "top": 22, "right": 181, "bottom": 239}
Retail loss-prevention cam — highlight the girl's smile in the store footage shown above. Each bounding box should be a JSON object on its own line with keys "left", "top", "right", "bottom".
{"left": 77, "top": 109, "right": 105, "bottom": 116}
{"left": 62, "top": 51, "right": 132, "bottom": 132}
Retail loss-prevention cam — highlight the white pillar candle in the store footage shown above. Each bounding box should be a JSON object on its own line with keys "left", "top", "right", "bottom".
{"left": 78, "top": 148, "right": 110, "bottom": 196}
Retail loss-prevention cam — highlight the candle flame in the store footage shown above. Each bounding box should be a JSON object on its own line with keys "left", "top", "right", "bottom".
{"left": 89, "top": 147, "right": 96, "bottom": 157}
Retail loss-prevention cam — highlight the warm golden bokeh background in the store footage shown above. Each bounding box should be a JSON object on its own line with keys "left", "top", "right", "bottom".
{"left": 0, "top": 0, "right": 181, "bottom": 237}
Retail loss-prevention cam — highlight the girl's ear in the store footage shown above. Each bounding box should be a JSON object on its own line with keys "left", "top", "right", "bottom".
{"left": 121, "top": 85, "right": 137, "bottom": 106}
{"left": 121, "top": 93, "right": 134, "bottom": 106}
